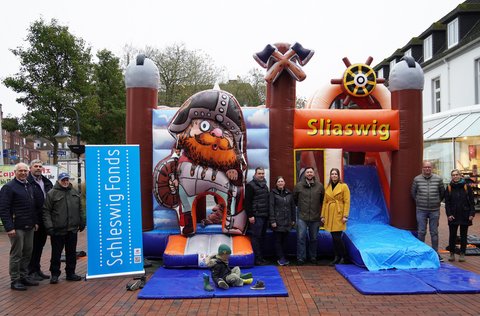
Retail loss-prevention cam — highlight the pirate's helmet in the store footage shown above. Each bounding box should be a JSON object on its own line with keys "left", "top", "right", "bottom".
{"left": 168, "top": 89, "right": 245, "bottom": 150}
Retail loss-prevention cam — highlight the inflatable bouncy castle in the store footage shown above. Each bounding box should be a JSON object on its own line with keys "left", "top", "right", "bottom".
{"left": 126, "top": 43, "right": 440, "bottom": 271}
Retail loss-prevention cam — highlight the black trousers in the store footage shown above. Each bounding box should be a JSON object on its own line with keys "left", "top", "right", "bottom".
{"left": 331, "top": 231, "right": 346, "bottom": 258}
{"left": 448, "top": 224, "right": 469, "bottom": 254}
{"left": 28, "top": 225, "right": 48, "bottom": 274}
{"left": 273, "top": 231, "right": 289, "bottom": 260}
{"left": 248, "top": 217, "right": 268, "bottom": 261}
{"left": 50, "top": 232, "right": 78, "bottom": 277}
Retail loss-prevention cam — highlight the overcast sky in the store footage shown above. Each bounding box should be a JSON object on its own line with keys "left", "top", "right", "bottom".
{"left": 0, "top": 0, "right": 463, "bottom": 117}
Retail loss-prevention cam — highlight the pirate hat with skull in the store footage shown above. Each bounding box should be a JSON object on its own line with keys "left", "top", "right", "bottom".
{"left": 168, "top": 89, "right": 246, "bottom": 153}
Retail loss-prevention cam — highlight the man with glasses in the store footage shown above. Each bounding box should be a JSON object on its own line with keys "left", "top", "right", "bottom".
{"left": 27, "top": 159, "right": 53, "bottom": 281}
{"left": 0, "top": 163, "right": 43, "bottom": 290}
{"left": 411, "top": 161, "right": 446, "bottom": 262}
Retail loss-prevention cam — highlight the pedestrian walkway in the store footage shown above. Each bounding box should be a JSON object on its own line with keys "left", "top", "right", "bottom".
{"left": 0, "top": 212, "right": 479, "bottom": 315}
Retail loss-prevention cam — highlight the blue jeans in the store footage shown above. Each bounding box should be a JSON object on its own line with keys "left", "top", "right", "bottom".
{"left": 416, "top": 209, "right": 440, "bottom": 252}
{"left": 297, "top": 219, "right": 320, "bottom": 262}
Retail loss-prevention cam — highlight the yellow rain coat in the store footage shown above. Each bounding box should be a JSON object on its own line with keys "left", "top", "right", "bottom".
{"left": 321, "top": 182, "right": 350, "bottom": 232}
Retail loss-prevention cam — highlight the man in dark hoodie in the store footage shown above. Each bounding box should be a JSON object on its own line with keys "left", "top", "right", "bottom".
{"left": 245, "top": 167, "right": 270, "bottom": 265}
{"left": 43, "top": 173, "right": 85, "bottom": 284}
{"left": 293, "top": 167, "right": 324, "bottom": 265}
{"left": 0, "top": 163, "right": 43, "bottom": 290}
{"left": 27, "top": 159, "right": 53, "bottom": 281}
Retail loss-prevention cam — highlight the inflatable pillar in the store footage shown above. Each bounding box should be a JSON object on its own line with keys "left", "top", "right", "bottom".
{"left": 125, "top": 55, "right": 160, "bottom": 231}
{"left": 255, "top": 42, "right": 313, "bottom": 190}
{"left": 388, "top": 57, "right": 424, "bottom": 230}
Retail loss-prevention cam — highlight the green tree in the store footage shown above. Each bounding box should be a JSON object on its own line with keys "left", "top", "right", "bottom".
{"left": 147, "top": 43, "right": 222, "bottom": 106}
{"left": 1, "top": 117, "right": 20, "bottom": 132}
{"left": 219, "top": 68, "right": 266, "bottom": 106}
{"left": 3, "top": 18, "right": 94, "bottom": 164}
{"left": 86, "top": 49, "right": 126, "bottom": 144}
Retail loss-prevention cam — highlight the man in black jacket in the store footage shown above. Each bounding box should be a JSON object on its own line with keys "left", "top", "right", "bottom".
{"left": 0, "top": 163, "right": 43, "bottom": 290}
{"left": 245, "top": 167, "right": 270, "bottom": 265}
{"left": 27, "top": 159, "right": 53, "bottom": 281}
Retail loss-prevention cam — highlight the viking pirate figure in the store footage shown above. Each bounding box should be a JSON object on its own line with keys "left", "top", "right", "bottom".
{"left": 154, "top": 90, "right": 248, "bottom": 235}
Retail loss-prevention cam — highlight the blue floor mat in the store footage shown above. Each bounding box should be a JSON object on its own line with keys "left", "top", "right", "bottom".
{"left": 138, "top": 265, "right": 288, "bottom": 299}
{"left": 336, "top": 264, "right": 480, "bottom": 295}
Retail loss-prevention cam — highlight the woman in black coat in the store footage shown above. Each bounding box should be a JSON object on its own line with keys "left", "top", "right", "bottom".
{"left": 445, "top": 169, "right": 475, "bottom": 262}
{"left": 269, "top": 176, "right": 296, "bottom": 266}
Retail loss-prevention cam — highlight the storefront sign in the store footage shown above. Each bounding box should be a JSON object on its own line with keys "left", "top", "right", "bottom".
{"left": 85, "top": 145, "right": 144, "bottom": 279}
{"left": 294, "top": 109, "right": 399, "bottom": 151}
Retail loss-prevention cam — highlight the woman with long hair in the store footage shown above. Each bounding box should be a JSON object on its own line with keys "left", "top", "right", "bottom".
{"left": 269, "top": 176, "right": 296, "bottom": 266}
{"left": 321, "top": 168, "right": 350, "bottom": 266}
{"left": 445, "top": 169, "right": 475, "bottom": 262}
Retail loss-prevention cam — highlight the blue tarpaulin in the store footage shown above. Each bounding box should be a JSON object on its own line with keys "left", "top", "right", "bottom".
{"left": 344, "top": 165, "right": 439, "bottom": 271}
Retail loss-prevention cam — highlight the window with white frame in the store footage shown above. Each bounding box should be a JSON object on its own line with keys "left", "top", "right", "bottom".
{"left": 377, "top": 68, "right": 384, "bottom": 79}
{"left": 432, "top": 77, "right": 441, "bottom": 113}
{"left": 404, "top": 49, "right": 412, "bottom": 57}
{"left": 447, "top": 18, "right": 459, "bottom": 48}
{"left": 424, "top": 35, "right": 433, "bottom": 61}
{"left": 475, "top": 58, "right": 480, "bottom": 103}
{"left": 389, "top": 59, "right": 396, "bottom": 71}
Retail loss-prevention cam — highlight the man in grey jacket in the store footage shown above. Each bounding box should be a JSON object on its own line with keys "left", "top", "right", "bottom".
{"left": 411, "top": 161, "right": 446, "bottom": 262}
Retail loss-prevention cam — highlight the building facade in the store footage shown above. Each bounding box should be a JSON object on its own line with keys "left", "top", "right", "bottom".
{"left": 374, "top": 0, "right": 480, "bottom": 210}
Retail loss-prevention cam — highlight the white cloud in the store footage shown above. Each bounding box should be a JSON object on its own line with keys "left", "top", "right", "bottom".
{"left": 246, "top": 109, "right": 269, "bottom": 127}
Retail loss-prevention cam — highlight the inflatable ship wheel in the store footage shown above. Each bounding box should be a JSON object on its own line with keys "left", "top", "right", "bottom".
{"left": 343, "top": 63, "right": 377, "bottom": 97}
{"left": 153, "top": 155, "right": 180, "bottom": 209}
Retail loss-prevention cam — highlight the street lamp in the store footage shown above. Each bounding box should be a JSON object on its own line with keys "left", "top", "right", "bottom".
{"left": 54, "top": 106, "right": 85, "bottom": 195}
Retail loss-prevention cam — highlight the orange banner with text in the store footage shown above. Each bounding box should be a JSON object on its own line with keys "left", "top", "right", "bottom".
{"left": 294, "top": 109, "right": 399, "bottom": 151}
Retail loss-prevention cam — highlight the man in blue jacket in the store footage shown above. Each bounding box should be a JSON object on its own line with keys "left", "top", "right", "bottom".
{"left": 0, "top": 163, "right": 43, "bottom": 290}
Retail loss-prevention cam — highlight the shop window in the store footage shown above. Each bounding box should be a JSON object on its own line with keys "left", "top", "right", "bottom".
{"left": 424, "top": 140, "right": 453, "bottom": 183}
{"left": 389, "top": 59, "right": 396, "bottom": 71}
{"left": 404, "top": 49, "right": 412, "bottom": 57}
{"left": 447, "top": 18, "right": 459, "bottom": 49}
{"left": 455, "top": 137, "right": 480, "bottom": 211}
{"left": 377, "top": 68, "right": 384, "bottom": 79}
{"left": 432, "top": 77, "right": 441, "bottom": 113}
{"left": 424, "top": 35, "right": 433, "bottom": 61}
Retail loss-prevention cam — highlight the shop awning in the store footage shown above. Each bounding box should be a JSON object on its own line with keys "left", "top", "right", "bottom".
{"left": 424, "top": 109, "right": 480, "bottom": 141}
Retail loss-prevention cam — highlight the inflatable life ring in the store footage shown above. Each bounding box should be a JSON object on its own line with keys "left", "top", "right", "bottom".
{"left": 342, "top": 63, "right": 377, "bottom": 97}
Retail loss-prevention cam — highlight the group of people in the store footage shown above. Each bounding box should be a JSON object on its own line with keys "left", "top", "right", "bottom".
{"left": 0, "top": 161, "right": 85, "bottom": 291}
{"left": 245, "top": 166, "right": 350, "bottom": 267}
{"left": 412, "top": 161, "right": 476, "bottom": 262}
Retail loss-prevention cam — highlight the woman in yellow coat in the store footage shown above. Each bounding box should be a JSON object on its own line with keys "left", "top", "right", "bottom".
{"left": 321, "top": 168, "right": 350, "bottom": 266}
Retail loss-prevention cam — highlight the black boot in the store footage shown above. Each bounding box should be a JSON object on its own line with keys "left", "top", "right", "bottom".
{"left": 182, "top": 212, "right": 194, "bottom": 235}
{"left": 328, "top": 256, "right": 340, "bottom": 267}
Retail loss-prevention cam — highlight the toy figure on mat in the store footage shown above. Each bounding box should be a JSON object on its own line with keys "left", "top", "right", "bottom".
{"left": 201, "top": 199, "right": 226, "bottom": 227}
{"left": 205, "top": 244, "right": 256, "bottom": 290}
{"left": 154, "top": 89, "right": 248, "bottom": 235}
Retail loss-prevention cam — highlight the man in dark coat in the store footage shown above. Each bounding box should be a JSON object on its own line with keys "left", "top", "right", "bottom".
{"left": 245, "top": 167, "right": 270, "bottom": 265}
{"left": 27, "top": 159, "right": 53, "bottom": 281}
{"left": 43, "top": 173, "right": 85, "bottom": 284}
{"left": 0, "top": 163, "right": 43, "bottom": 290}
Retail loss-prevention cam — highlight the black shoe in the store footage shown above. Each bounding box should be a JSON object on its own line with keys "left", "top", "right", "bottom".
{"left": 310, "top": 258, "right": 318, "bottom": 265}
{"left": 255, "top": 259, "right": 267, "bottom": 266}
{"left": 328, "top": 257, "right": 340, "bottom": 267}
{"left": 38, "top": 270, "right": 50, "bottom": 279}
{"left": 297, "top": 259, "right": 305, "bottom": 266}
{"left": 21, "top": 277, "right": 39, "bottom": 286}
{"left": 250, "top": 280, "right": 265, "bottom": 290}
{"left": 11, "top": 280, "right": 27, "bottom": 291}
{"left": 29, "top": 272, "right": 44, "bottom": 281}
{"left": 50, "top": 275, "right": 59, "bottom": 284}
{"left": 66, "top": 274, "right": 82, "bottom": 281}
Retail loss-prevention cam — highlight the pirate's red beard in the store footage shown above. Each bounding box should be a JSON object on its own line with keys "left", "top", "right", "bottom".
{"left": 180, "top": 133, "right": 238, "bottom": 170}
